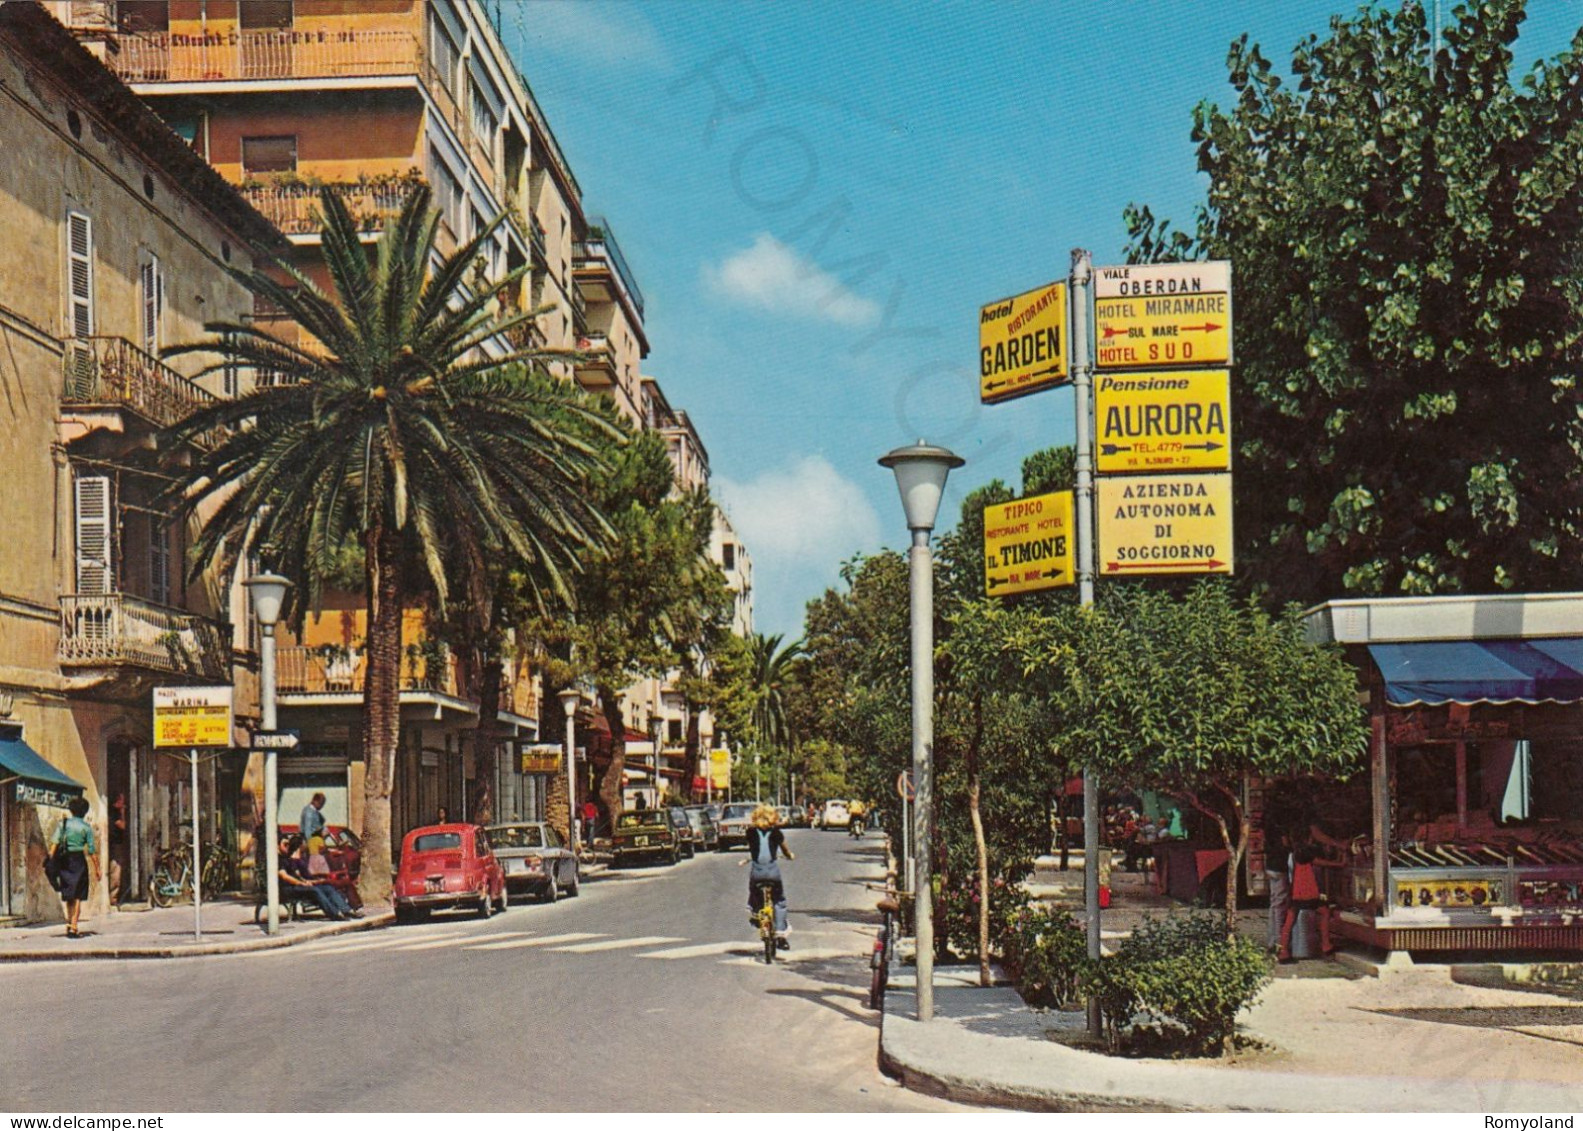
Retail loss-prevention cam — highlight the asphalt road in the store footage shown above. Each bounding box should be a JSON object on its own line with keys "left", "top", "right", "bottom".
{"left": 0, "top": 828, "right": 965, "bottom": 1113}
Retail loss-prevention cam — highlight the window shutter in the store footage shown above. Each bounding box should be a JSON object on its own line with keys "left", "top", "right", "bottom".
{"left": 67, "top": 211, "right": 93, "bottom": 339}
{"left": 140, "top": 255, "right": 160, "bottom": 356}
{"left": 148, "top": 511, "right": 170, "bottom": 606}
{"left": 74, "top": 475, "right": 113, "bottom": 595}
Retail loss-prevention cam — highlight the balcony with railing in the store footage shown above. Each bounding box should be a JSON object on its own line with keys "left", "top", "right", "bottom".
{"left": 575, "top": 217, "right": 645, "bottom": 322}
{"left": 275, "top": 645, "right": 462, "bottom": 699}
{"left": 108, "top": 27, "right": 423, "bottom": 85}
{"left": 61, "top": 336, "right": 217, "bottom": 433}
{"left": 58, "top": 594, "right": 231, "bottom": 682}
{"left": 239, "top": 178, "right": 416, "bottom": 240}
{"left": 572, "top": 331, "right": 616, "bottom": 389}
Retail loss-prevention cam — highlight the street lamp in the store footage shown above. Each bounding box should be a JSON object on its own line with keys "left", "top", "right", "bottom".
{"left": 698, "top": 710, "right": 714, "bottom": 805}
{"left": 558, "top": 688, "right": 581, "bottom": 854}
{"left": 244, "top": 571, "right": 291, "bottom": 936}
{"left": 878, "top": 440, "right": 963, "bottom": 1024}
{"left": 650, "top": 712, "right": 663, "bottom": 809}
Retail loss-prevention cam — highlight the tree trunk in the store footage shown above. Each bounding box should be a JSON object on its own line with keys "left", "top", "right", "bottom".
{"left": 596, "top": 689, "right": 627, "bottom": 822}
{"left": 684, "top": 710, "right": 700, "bottom": 803}
{"left": 470, "top": 654, "right": 503, "bottom": 826}
{"left": 358, "top": 523, "right": 404, "bottom": 907}
{"left": 966, "top": 697, "right": 991, "bottom": 986}
{"left": 1184, "top": 784, "right": 1247, "bottom": 935}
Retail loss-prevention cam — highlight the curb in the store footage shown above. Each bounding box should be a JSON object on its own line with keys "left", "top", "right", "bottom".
{"left": 0, "top": 911, "right": 394, "bottom": 962}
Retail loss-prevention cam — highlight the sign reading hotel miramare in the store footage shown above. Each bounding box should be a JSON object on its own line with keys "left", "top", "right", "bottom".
{"left": 1095, "top": 370, "right": 1231, "bottom": 474}
{"left": 979, "top": 279, "right": 1068, "bottom": 403}
{"left": 983, "top": 490, "right": 1076, "bottom": 596}
{"left": 1094, "top": 261, "right": 1232, "bottom": 371}
{"left": 153, "top": 685, "right": 234, "bottom": 748}
{"left": 1097, "top": 474, "right": 1233, "bottom": 576}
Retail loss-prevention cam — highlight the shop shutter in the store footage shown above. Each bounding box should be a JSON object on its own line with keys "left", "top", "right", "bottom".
{"left": 74, "top": 475, "right": 113, "bottom": 595}
{"left": 66, "top": 211, "right": 93, "bottom": 339}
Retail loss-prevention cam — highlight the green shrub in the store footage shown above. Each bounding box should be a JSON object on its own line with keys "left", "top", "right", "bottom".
{"left": 937, "top": 873, "right": 1029, "bottom": 961}
{"left": 1084, "top": 912, "right": 1273, "bottom": 1057}
{"left": 1001, "top": 905, "right": 1089, "bottom": 1009}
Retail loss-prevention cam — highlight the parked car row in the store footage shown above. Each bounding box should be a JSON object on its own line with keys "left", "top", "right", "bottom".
{"left": 393, "top": 820, "right": 579, "bottom": 922}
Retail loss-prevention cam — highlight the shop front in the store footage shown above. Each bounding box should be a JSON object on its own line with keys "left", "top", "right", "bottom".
{"left": 0, "top": 726, "right": 88, "bottom": 918}
{"left": 1304, "top": 593, "right": 1583, "bottom": 955}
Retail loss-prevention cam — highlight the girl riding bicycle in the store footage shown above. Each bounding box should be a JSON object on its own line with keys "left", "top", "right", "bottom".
{"left": 741, "top": 804, "right": 794, "bottom": 950}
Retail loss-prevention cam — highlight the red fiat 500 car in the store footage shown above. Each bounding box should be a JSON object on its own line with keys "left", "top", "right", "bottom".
{"left": 394, "top": 823, "right": 507, "bottom": 922}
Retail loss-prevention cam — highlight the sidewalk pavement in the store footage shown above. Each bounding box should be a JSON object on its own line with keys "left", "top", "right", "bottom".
{"left": 878, "top": 865, "right": 1583, "bottom": 1113}
{"left": 0, "top": 861, "right": 611, "bottom": 961}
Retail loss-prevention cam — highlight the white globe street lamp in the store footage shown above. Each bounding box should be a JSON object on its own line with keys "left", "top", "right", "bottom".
{"left": 878, "top": 440, "right": 963, "bottom": 1023}
{"left": 244, "top": 571, "right": 291, "bottom": 936}
{"left": 558, "top": 688, "right": 582, "bottom": 854}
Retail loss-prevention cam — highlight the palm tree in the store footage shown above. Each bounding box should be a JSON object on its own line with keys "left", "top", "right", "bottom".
{"left": 747, "top": 633, "right": 805, "bottom": 755}
{"left": 162, "top": 186, "right": 618, "bottom": 903}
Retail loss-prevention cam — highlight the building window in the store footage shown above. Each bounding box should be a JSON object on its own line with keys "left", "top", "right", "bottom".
{"left": 116, "top": 1, "right": 169, "bottom": 33}
{"left": 65, "top": 210, "right": 93, "bottom": 339}
{"left": 241, "top": 135, "right": 296, "bottom": 176}
{"left": 427, "top": 8, "right": 460, "bottom": 95}
{"left": 667, "top": 719, "right": 683, "bottom": 745}
{"left": 139, "top": 254, "right": 162, "bottom": 357}
{"left": 74, "top": 475, "right": 113, "bottom": 595}
{"left": 469, "top": 80, "right": 498, "bottom": 151}
{"left": 721, "top": 544, "right": 736, "bottom": 571}
{"left": 148, "top": 512, "right": 171, "bottom": 607}
{"left": 428, "top": 147, "right": 463, "bottom": 234}
{"left": 239, "top": 0, "right": 292, "bottom": 29}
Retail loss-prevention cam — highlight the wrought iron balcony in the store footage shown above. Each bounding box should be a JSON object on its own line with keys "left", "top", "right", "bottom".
{"left": 58, "top": 594, "right": 231, "bottom": 682}
{"left": 238, "top": 178, "right": 415, "bottom": 239}
{"left": 275, "top": 645, "right": 461, "bottom": 698}
{"left": 107, "top": 27, "right": 423, "bottom": 85}
{"left": 61, "top": 336, "right": 217, "bottom": 432}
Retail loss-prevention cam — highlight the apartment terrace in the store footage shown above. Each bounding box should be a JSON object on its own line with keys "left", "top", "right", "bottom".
{"left": 107, "top": 26, "right": 422, "bottom": 85}
{"left": 240, "top": 177, "right": 412, "bottom": 238}
{"left": 575, "top": 217, "right": 646, "bottom": 321}
{"left": 58, "top": 593, "right": 231, "bottom": 683}
{"left": 61, "top": 335, "right": 217, "bottom": 433}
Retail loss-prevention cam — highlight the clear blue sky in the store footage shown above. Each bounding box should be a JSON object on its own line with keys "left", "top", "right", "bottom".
{"left": 499, "top": 0, "right": 1581, "bottom": 640}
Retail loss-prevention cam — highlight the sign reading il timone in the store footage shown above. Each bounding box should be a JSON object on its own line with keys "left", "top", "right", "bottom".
{"left": 1095, "top": 370, "right": 1231, "bottom": 474}
{"left": 983, "top": 490, "right": 1076, "bottom": 596}
{"left": 979, "top": 279, "right": 1068, "bottom": 403}
{"left": 1097, "top": 473, "right": 1233, "bottom": 576}
{"left": 1094, "top": 261, "right": 1232, "bottom": 371}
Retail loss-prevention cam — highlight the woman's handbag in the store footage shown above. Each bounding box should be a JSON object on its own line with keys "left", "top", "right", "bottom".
{"left": 43, "top": 842, "right": 66, "bottom": 891}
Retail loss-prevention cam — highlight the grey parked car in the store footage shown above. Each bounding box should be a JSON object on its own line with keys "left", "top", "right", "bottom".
{"left": 485, "top": 821, "right": 579, "bottom": 902}
{"left": 682, "top": 805, "right": 720, "bottom": 851}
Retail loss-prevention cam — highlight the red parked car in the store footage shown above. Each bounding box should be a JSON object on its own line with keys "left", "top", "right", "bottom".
{"left": 394, "top": 823, "right": 507, "bottom": 922}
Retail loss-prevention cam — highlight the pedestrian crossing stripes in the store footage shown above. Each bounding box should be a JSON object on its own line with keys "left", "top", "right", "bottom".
{"left": 550, "top": 935, "right": 684, "bottom": 953}
{"left": 396, "top": 930, "right": 533, "bottom": 952}
{"left": 499, "top": 931, "right": 605, "bottom": 948}
{"left": 636, "top": 940, "right": 744, "bottom": 961}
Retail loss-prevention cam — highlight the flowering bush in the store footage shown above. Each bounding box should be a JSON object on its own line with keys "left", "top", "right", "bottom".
{"left": 1001, "top": 905, "right": 1089, "bottom": 1009}
{"left": 935, "top": 872, "right": 1029, "bottom": 961}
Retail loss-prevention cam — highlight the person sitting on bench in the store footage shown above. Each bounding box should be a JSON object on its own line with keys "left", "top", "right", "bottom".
{"left": 277, "top": 834, "right": 359, "bottom": 920}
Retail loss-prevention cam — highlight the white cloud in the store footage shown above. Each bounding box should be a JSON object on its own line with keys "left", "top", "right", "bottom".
{"left": 703, "top": 234, "right": 880, "bottom": 327}
{"left": 517, "top": 2, "right": 668, "bottom": 70}
{"left": 716, "top": 456, "right": 884, "bottom": 638}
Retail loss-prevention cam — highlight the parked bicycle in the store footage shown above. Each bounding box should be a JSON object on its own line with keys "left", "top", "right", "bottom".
{"left": 148, "top": 843, "right": 193, "bottom": 907}
{"left": 868, "top": 869, "right": 901, "bottom": 1010}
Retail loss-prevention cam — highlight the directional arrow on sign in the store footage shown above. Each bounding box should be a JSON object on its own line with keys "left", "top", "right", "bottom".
{"left": 1101, "top": 443, "right": 1131, "bottom": 455}
{"left": 1102, "top": 325, "right": 1130, "bottom": 339}
{"left": 251, "top": 729, "right": 301, "bottom": 749}
{"left": 988, "top": 570, "right": 1066, "bottom": 588}
{"left": 1105, "top": 560, "right": 1226, "bottom": 573}
{"left": 1177, "top": 322, "right": 1222, "bottom": 333}
{"left": 1182, "top": 441, "right": 1223, "bottom": 452}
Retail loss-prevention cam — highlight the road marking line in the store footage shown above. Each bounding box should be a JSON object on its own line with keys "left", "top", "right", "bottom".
{"left": 394, "top": 934, "right": 497, "bottom": 951}
{"left": 456, "top": 931, "right": 535, "bottom": 949}
{"left": 306, "top": 930, "right": 470, "bottom": 954}
{"left": 551, "top": 935, "right": 685, "bottom": 953}
{"left": 499, "top": 932, "right": 607, "bottom": 948}
{"left": 637, "top": 941, "right": 744, "bottom": 960}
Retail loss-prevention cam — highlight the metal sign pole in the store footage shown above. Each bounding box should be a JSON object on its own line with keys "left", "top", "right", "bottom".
{"left": 190, "top": 748, "right": 202, "bottom": 941}
{"left": 1071, "top": 247, "right": 1103, "bottom": 1040}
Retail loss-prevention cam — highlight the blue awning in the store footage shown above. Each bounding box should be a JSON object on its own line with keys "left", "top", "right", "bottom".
{"left": 1368, "top": 639, "right": 1583, "bottom": 707}
{"left": 0, "top": 735, "right": 86, "bottom": 809}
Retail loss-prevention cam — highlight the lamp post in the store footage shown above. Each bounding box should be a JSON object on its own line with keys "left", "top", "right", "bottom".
{"left": 878, "top": 440, "right": 963, "bottom": 1024}
{"left": 558, "top": 688, "right": 581, "bottom": 854}
{"left": 244, "top": 571, "right": 291, "bottom": 936}
{"left": 650, "top": 712, "right": 663, "bottom": 809}
{"left": 698, "top": 710, "right": 714, "bottom": 805}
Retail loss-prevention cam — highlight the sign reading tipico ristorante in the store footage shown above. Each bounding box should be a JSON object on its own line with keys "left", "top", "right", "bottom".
{"left": 1096, "top": 370, "right": 1231, "bottom": 474}
{"left": 979, "top": 280, "right": 1068, "bottom": 403}
{"left": 983, "top": 489, "right": 1076, "bottom": 596}
{"left": 1096, "top": 473, "right": 1233, "bottom": 576}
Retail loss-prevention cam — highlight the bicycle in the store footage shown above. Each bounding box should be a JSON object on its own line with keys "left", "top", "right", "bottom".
{"left": 199, "top": 840, "right": 235, "bottom": 896}
{"left": 148, "top": 843, "right": 193, "bottom": 907}
{"left": 753, "top": 880, "right": 780, "bottom": 964}
{"left": 868, "top": 870, "right": 901, "bottom": 1010}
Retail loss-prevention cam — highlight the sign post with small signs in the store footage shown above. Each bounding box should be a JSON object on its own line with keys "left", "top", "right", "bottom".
{"left": 983, "top": 490, "right": 1076, "bottom": 596}
{"left": 979, "top": 279, "right": 1068, "bottom": 403}
{"left": 1096, "top": 473, "right": 1234, "bottom": 576}
{"left": 1094, "top": 261, "right": 1232, "bottom": 371}
{"left": 1095, "top": 370, "right": 1231, "bottom": 475}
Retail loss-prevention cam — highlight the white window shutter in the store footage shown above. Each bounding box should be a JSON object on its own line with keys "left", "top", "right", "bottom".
{"left": 148, "top": 511, "right": 170, "bottom": 606}
{"left": 74, "top": 475, "right": 113, "bottom": 595}
{"left": 67, "top": 211, "right": 93, "bottom": 339}
{"left": 140, "top": 254, "right": 160, "bottom": 356}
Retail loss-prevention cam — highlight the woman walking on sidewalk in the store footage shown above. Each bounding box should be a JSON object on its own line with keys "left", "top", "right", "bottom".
{"left": 50, "top": 796, "right": 100, "bottom": 937}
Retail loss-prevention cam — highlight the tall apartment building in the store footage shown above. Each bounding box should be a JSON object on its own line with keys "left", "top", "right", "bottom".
{"left": 53, "top": 0, "right": 748, "bottom": 832}
{"left": 0, "top": 1, "right": 279, "bottom": 922}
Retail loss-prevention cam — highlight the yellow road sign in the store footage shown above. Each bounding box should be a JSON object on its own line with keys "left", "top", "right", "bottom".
{"left": 1096, "top": 370, "right": 1231, "bottom": 474}
{"left": 983, "top": 490, "right": 1075, "bottom": 596}
{"left": 1097, "top": 473, "right": 1233, "bottom": 577}
{"left": 1094, "top": 261, "right": 1232, "bottom": 370}
{"left": 153, "top": 686, "right": 234, "bottom": 748}
{"left": 980, "top": 280, "right": 1068, "bottom": 403}
{"left": 520, "top": 744, "right": 562, "bottom": 774}
{"left": 709, "top": 749, "right": 731, "bottom": 790}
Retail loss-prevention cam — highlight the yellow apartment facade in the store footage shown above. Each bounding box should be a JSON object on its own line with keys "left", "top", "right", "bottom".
{"left": 0, "top": 1, "right": 280, "bottom": 923}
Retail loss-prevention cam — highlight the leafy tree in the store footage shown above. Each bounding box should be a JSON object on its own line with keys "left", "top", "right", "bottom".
{"left": 537, "top": 430, "right": 730, "bottom": 825}
{"left": 1017, "top": 581, "right": 1367, "bottom": 921}
{"left": 164, "top": 186, "right": 613, "bottom": 902}
{"left": 1127, "top": 0, "right": 1583, "bottom": 604}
